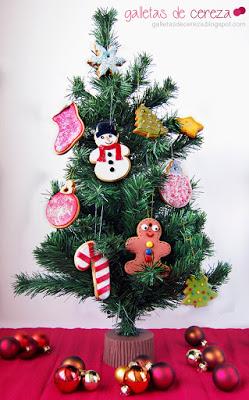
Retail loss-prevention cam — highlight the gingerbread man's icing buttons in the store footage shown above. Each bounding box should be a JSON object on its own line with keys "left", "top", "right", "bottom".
{"left": 124, "top": 218, "right": 171, "bottom": 275}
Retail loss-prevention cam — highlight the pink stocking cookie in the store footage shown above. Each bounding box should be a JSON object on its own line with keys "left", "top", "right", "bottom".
{"left": 124, "top": 218, "right": 171, "bottom": 275}
{"left": 52, "top": 103, "right": 85, "bottom": 155}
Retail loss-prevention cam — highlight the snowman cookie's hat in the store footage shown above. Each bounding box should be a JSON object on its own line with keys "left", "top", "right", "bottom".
{"left": 95, "top": 121, "right": 117, "bottom": 137}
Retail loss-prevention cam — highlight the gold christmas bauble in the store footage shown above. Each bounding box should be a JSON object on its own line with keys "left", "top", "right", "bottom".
{"left": 114, "top": 366, "right": 128, "bottom": 384}
{"left": 186, "top": 349, "right": 202, "bottom": 367}
{"left": 82, "top": 370, "right": 100, "bottom": 391}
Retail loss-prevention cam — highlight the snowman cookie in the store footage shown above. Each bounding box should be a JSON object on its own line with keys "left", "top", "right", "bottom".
{"left": 124, "top": 218, "right": 171, "bottom": 275}
{"left": 89, "top": 121, "right": 131, "bottom": 182}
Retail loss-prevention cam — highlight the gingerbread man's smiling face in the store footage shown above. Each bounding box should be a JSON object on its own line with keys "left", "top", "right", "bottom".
{"left": 137, "top": 218, "right": 162, "bottom": 239}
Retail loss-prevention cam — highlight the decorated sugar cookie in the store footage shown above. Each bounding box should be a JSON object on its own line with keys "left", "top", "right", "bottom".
{"left": 46, "top": 180, "right": 80, "bottom": 229}
{"left": 133, "top": 104, "right": 168, "bottom": 139}
{"left": 176, "top": 116, "right": 204, "bottom": 139}
{"left": 52, "top": 103, "right": 85, "bottom": 155}
{"left": 124, "top": 218, "right": 171, "bottom": 275}
{"left": 89, "top": 121, "right": 131, "bottom": 182}
{"left": 87, "top": 43, "right": 126, "bottom": 77}
{"left": 160, "top": 160, "right": 192, "bottom": 208}
{"left": 183, "top": 274, "right": 217, "bottom": 307}
{"left": 74, "top": 241, "right": 110, "bottom": 300}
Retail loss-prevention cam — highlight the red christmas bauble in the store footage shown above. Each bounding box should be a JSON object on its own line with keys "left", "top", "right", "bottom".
{"left": 19, "top": 337, "right": 39, "bottom": 359}
{"left": 61, "top": 356, "right": 85, "bottom": 371}
{"left": 32, "top": 332, "right": 50, "bottom": 353}
{"left": 184, "top": 326, "right": 206, "bottom": 346}
{"left": 202, "top": 345, "right": 225, "bottom": 370}
{"left": 0, "top": 337, "right": 21, "bottom": 359}
{"left": 149, "top": 362, "right": 175, "bottom": 390}
{"left": 54, "top": 365, "right": 81, "bottom": 393}
{"left": 124, "top": 365, "right": 150, "bottom": 394}
{"left": 213, "top": 363, "right": 240, "bottom": 392}
{"left": 14, "top": 333, "right": 31, "bottom": 350}
{"left": 133, "top": 355, "right": 153, "bottom": 371}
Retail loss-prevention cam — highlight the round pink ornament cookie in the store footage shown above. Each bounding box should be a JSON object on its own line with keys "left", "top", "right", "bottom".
{"left": 160, "top": 160, "right": 192, "bottom": 208}
{"left": 46, "top": 180, "right": 80, "bottom": 229}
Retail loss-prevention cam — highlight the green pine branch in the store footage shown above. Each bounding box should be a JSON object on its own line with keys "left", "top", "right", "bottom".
{"left": 92, "top": 8, "right": 118, "bottom": 48}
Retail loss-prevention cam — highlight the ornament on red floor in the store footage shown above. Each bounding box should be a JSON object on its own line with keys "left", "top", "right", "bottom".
{"left": 82, "top": 370, "right": 101, "bottom": 391}
{"left": 183, "top": 274, "right": 217, "bottom": 308}
{"left": 123, "top": 365, "right": 150, "bottom": 394}
{"left": 213, "top": 363, "right": 240, "bottom": 392}
{"left": 13, "top": 332, "right": 31, "bottom": 351}
{"left": 46, "top": 180, "right": 80, "bottom": 229}
{"left": 114, "top": 366, "right": 128, "bottom": 384}
{"left": 184, "top": 326, "right": 206, "bottom": 346}
{"left": 74, "top": 240, "right": 110, "bottom": 300}
{"left": 61, "top": 356, "right": 85, "bottom": 372}
{"left": 124, "top": 218, "right": 171, "bottom": 275}
{"left": 176, "top": 116, "right": 204, "bottom": 139}
{"left": 186, "top": 349, "right": 203, "bottom": 368}
{"left": 32, "top": 332, "right": 50, "bottom": 353}
{"left": 52, "top": 103, "right": 85, "bottom": 155}
{"left": 19, "top": 337, "right": 39, "bottom": 359}
{"left": 149, "top": 362, "right": 175, "bottom": 390}
{"left": 202, "top": 345, "right": 225, "bottom": 370}
{"left": 89, "top": 121, "right": 131, "bottom": 182}
{"left": 160, "top": 160, "right": 192, "bottom": 209}
{"left": 120, "top": 384, "right": 132, "bottom": 396}
{"left": 0, "top": 337, "right": 21, "bottom": 359}
{"left": 54, "top": 365, "right": 81, "bottom": 393}
{"left": 133, "top": 104, "right": 168, "bottom": 139}
{"left": 133, "top": 354, "right": 153, "bottom": 371}
{"left": 88, "top": 43, "right": 125, "bottom": 77}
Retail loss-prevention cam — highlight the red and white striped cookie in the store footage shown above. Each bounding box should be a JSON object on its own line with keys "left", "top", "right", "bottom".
{"left": 74, "top": 241, "right": 110, "bottom": 300}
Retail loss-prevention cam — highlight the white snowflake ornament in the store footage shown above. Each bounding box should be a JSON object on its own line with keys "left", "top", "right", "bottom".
{"left": 88, "top": 44, "right": 126, "bottom": 77}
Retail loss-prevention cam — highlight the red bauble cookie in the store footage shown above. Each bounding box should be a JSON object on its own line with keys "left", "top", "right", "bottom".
{"left": 53, "top": 103, "right": 85, "bottom": 155}
{"left": 160, "top": 160, "right": 192, "bottom": 208}
{"left": 46, "top": 180, "right": 80, "bottom": 229}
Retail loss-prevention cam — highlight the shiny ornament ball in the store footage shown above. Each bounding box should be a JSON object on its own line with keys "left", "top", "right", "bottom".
{"left": 13, "top": 333, "right": 30, "bottom": 351}
{"left": 186, "top": 349, "right": 202, "bottom": 367}
{"left": 202, "top": 345, "right": 225, "bottom": 370}
{"left": 32, "top": 333, "right": 50, "bottom": 353}
{"left": 54, "top": 365, "right": 81, "bottom": 393}
{"left": 0, "top": 337, "right": 21, "bottom": 359}
{"left": 124, "top": 365, "right": 150, "bottom": 394}
{"left": 213, "top": 363, "right": 240, "bottom": 392}
{"left": 61, "top": 356, "right": 85, "bottom": 372}
{"left": 19, "top": 337, "right": 39, "bottom": 359}
{"left": 83, "top": 370, "right": 100, "bottom": 391}
{"left": 150, "top": 362, "right": 175, "bottom": 390}
{"left": 133, "top": 355, "right": 153, "bottom": 371}
{"left": 120, "top": 385, "right": 132, "bottom": 396}
{"left": 184, "top": 326, "right": 206, "bottom": 346}
{"left": 114, "top": 366, "right": 128, "bottom": 384}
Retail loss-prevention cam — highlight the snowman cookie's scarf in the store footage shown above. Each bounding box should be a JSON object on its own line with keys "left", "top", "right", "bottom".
{"left": 97, "top": 143, "right": 122, "bottom": 162}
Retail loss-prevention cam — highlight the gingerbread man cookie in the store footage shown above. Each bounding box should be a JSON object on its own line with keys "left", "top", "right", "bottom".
{"left": 124, "top": 218, "right": 171, "bottom": 275}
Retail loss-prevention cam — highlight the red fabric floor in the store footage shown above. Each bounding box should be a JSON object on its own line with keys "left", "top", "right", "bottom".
{"left": 0, "top": 328, "right": 248, "bottom": 399}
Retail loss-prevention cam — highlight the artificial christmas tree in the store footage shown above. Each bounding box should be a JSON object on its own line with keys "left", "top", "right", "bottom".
{"left": 14, "top": 8, "right": 231, "bottom": 366}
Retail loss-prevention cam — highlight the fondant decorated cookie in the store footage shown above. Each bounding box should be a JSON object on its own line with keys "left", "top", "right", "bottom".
{"left": 89, "top": 121, "right": 131, "bottom": 182}
{"left": 74, "top": 241, "right": 110, "bottom": 300}
{"left": 87, "top": 43, "right": 126, "bottom": 77}
{"left": 160, "top": 160, "right": 192, "bottom": 208}
{"left": 46, "top": 180, "right": 80, "bottom": 229}
{"left": 133, "top": 104, "right": 168, "bottom": 139}
{"left": 124, "top": 218, "right": 171, "bottom": 275}
{"left": 176, "top": 116, "right": 204, "bottom": 139}
{"left": 52, "top": 103, "right": 85, "bottom": 155}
